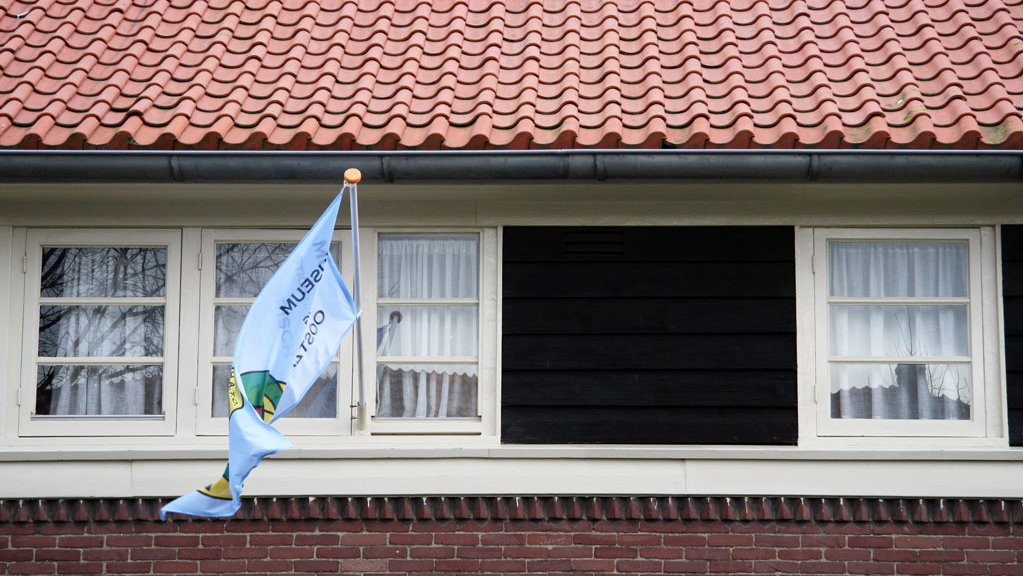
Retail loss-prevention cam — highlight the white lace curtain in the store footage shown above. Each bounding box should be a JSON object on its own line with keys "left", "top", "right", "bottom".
{"left": 37, "top": 247, "right": 165, "bottom": 416}
{"left": 376, "top": 234, "right": 479, "bottom": 418}
{"left": 828, "top": 241, "right": 971, "bottom": 420}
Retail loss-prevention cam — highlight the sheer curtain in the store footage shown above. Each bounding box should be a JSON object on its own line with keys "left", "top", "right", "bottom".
{"left": 828, "top": 241, "right": 971, "bottom": 420}
{"left": 37, "top": 247, "right": 165, "bottom": 416}
{"left": 376, "top": 234, "right": 479, "bottom": 418}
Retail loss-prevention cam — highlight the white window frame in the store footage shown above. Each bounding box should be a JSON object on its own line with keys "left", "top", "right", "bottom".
{"left": 8, "top": 225, "right": 500, "bottom": 443}
{"left": 18, "top": 229, "right": 182, "bottom": 437}
{"left": 195, "top": 229, "right": 355, "bottom": 437}
{"left": 797, "top": 227, "right": 1005, "bottom": 445}
{"left": 357, "top": 228, "right": 499, "bottom": 437}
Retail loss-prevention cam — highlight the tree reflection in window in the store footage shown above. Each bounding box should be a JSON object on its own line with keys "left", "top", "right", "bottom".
{"left": 211, "top": 242, "right": 340, "bottom": 419}
{"left": 36, "top": 247, "right": 167, "bottom": 416}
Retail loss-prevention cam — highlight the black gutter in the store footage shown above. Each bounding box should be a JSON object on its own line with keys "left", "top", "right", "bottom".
{"left": 0, "top": 149, "right": 1020, "bottom": 183}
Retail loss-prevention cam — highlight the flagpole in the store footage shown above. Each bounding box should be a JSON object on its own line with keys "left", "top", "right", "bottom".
{"left": 162, "top": 180, "right": 361, "bottom": 519}
{"left": 343, "top": 168, "right": 368, "bottom": 431}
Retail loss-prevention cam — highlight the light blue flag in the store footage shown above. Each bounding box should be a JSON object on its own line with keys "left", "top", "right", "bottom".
{"left": 161, "top": 191, "right": 359, "bottom": 519}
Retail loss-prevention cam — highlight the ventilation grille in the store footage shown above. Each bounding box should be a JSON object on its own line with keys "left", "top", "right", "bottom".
{"left": 563, "top": 229, "right": 626, "bottom": 257}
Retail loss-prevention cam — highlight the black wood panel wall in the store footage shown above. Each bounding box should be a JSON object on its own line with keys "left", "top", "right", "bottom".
{"left": 1003, "top": 226, "right": 1023, "bottom": 446}
{"left": 502, "top": 227, "right": 797, "bottom": 445}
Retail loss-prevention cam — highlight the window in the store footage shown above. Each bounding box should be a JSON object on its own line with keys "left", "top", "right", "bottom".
{"left": 800, "top": 228, "right": 1004, "bottom": 441}
{"left": 19, "top": 230, "right": 181, "bottom": 436}
{"left": 361, "top": 230, "right": 498, "bottom": 435}
{"left": 195, "top": 229, "right": 352, "bottom": 436}
{"left": 12, "top": 226, "right": 498, "bottom": 441}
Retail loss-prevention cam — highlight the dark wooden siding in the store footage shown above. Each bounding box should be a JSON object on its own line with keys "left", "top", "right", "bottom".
{"left": 1003, "top": 226, "right": 1023, "bottom": 446}
{"left": 502, "top": 227, "right": 797, "bottom": 444}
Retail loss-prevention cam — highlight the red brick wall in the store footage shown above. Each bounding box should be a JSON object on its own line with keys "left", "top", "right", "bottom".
{"left": 1, "top": 497, "right": 1021, "bottom": 575}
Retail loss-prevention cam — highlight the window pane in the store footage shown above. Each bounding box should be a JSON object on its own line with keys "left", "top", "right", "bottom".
{"left": 40, "top": 247, "right": 167, "bottom": 298}
{"left": 378, "top": 234, "right": 479, "bottom": 298}
{"left": 38, "top": 306, "right": 164, "bottom": 357}
{"left": 829, "top": 241, "right": 968, "bottom": 298}
{"left": 376, "top": 306, "right": 477, "bottom": 357}
{"left": 830, "top": 362, "right": 970, "bottom": 420}
{"left": 216, "top": 242, "right": 339, "bottom": 298}
{"left": 214, "top": 305, "right": 249, "bottom": 356}
{"left": 376, "top": 364, "right": 478, "bottom": 418}
{"left": 36, "top": 365, "right": 162, "bottom": 416}
{"left": 216, "top": 242, "right": 294, "bottom": 298}
{"left": 211, "top": 364, "right": 337, "bottom": 418}
{"left": 829, "top": 305, "right": 968, "bottom": 357}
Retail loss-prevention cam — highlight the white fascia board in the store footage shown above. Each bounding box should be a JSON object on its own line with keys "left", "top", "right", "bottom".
{"left": 2, "top": 444, "right": 1023, "bottom": 462}
{"left": 136, "top": 458, "right": 688, "bottom": 500}
{"left": 2, "top": 457, "right": 1022, "bottom": 499}
{"left": 684, "top": 459, "right": 1023, "bottom": 499}
{"left": 0, "top": 461, "right": 134, "bottom": 499}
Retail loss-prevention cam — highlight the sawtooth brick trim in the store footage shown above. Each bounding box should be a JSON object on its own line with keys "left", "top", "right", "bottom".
{"left": 0, "top": 497, "right": 1021, "bottom": 525}
{"left": 1, "top": 498, "right": 1022, "bottom": 576}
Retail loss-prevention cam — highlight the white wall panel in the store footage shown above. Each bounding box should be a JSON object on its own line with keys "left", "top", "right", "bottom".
{"left": 0, "top": 457, "right": 1019, "bottom": 499}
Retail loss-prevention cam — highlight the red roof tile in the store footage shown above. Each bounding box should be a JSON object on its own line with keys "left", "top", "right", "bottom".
{"left": 1, "top": 0, "right": 1022, "bottom": 150}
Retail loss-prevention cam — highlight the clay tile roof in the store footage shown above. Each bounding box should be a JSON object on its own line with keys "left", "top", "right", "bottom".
{"left": 1, "top": 0, "right": 1022, "bottom": 150}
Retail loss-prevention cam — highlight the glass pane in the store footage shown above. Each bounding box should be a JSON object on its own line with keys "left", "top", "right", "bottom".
{"left": 829, "top": 362, "right": 970, "bottom": 420}
{"left": 378, "top": 234, "right": 479, "bottom": 298}
{"left": 376, "top": 306, "right": 477, "bottom": 357}
{"left": 211, "top": 364, "right": 337, "bottom": 418}
{"left": 829, "top": 305, "right": 968, "bottom": 357}
{"left": 36, "top": 365, "right": 162, "bottom": 416}
{"left": 40, "top": 247, "right": 166, "bottom": 298}
{"left": 829, "top": 241, "right": 968, "bottom": 298}
{"left": 216, "top": 242, "right": 339, "bottom": 298}
{"left": 38, "top": 306, "right": 164, "bottom": 357}
{"left": 214, "top": 305, "right": 249, "bottom": 356}
{"left": 376, "top": 363, "right": 478, "bottom": 418}
{"left": 216, "top": 242, "right": 294, "bottom": 298}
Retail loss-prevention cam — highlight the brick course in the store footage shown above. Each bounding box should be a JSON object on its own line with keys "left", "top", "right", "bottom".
{"left": 0, "top": 497, "right": 1020, "bottom": 575}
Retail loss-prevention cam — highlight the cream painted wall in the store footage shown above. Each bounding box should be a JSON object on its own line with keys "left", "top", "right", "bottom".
{"left": 0, "top": 181, "right": 1021, "bottom": 227}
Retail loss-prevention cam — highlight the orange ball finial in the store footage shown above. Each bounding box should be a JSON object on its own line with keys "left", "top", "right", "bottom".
{"left": 344, "top": 168, "right": 362, "bottom": 184}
